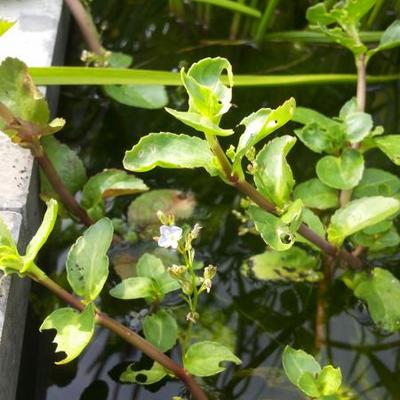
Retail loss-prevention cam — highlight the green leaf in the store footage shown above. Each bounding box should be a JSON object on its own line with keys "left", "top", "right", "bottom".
{"left": 0, "top": 216, "right": 22, "bottom": 275}
{"left": 0, "top": 19, "right": 15, "bottom": 37}
{"left": 317, "top": 365, "right": 342, "bottom": 396}
{"left": 40, "top": 136, "right": 87, "bottom": 200}
{"left": 327, "top": 196, "right": 400, "bottom": 246}
{"left": 109, "top": 276, "right": 154, "bottom": 300}
{"left": 352, "top": 225, "right": 400, "bottom": 252}
{"left": 182, "top": 57, "right": 233, "bottom": 120}
{"left": 39, "top": 303, "right": 96, "bottom": 365}
{"left": 297, "top": 208, "right": 326, "bottom": 249}
{"left": 316, "top": 148, "right": 364, "bottom": 190}
{"left": 66, "top": 218, "right": 114, "bottom": 302}
{"left": 253, "top": 135, "right": 296, "bottom": 208}
{"left": 127, "top": 189, "right": 195, "bottom": 231}
{"left": 294, "top": 122, "right": 346, "bottom": 154}
{"left": 104, "top": 84, "right": 168, "bottom": 109}
{"left": 142, "top": 310, "right": 178, "bottom": 352}
{"left": 165, "top": 108, "right": 234, "bottom": 136}
{"left": 81, "top": 169, "right": 148, "bottom": 221}
{"left": 191, "top": 0, "right": 261, "bottom": 17}
{"left": 248, "top": 206, "right": 295, "bottom": 251}
{"left": 368, "top": 20, "right": 400, "bottom": 57}
{"left": 294, "top": 178, "right": 339, "bottom": 210}
{"left": 353, "top": 168, "right": 400, "bottom": 198}
{"left": 184, "top": 341, "right": 241, "bottom": 377}
{"left": 293, "top": 107, "right": 337, "bottom": 128}
{"left": 120, "top": 362, "right": 168, "bottom": 384}
{"left": 136, "top": 253, "right": 165, "bottom": 279}
{"left": 0, "top": 58, "right": 49, "bottom": 133}
{"left": 234, "top": 98, "right": 296, "bottom": 166}
{"left": 344, "top": 111, "right": 373, "bottom": 143}
{"left": 306, "top": 3, "right": 336, "bottom": 25}
{"left": 350, "top": 268, "right": 400, "bottom": 332}
{"left": 375, "top": 135, "right": 400, "bottom": 165}
{"left": 107, "top": 52, "right": 133, "bottom": 68}
{"left": 23, "top": 199, "right": 58, "bottom": 268}
{"left": 242, "top": 246, "right": 321, "bottom": 282}
{"left": 123, "top": 133, "right": 218, "bottom": 176}
{"left": 344, "top": 0, "right": 376, "bottom": 23}
{"left": 282, "top": 346, "right": 321, "bottom": 392}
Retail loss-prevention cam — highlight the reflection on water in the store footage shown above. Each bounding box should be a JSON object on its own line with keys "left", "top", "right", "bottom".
{"left": 17, "top": 0, "right": 400, "bottom": 399}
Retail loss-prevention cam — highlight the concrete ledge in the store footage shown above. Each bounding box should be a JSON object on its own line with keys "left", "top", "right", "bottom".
{"left": 0, "top": 1, "right": 65, "bottom": 399}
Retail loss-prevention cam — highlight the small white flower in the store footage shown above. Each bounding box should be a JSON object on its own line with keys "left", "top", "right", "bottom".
{"left": 157, "top": 225, "right": 183, "bottom": 249}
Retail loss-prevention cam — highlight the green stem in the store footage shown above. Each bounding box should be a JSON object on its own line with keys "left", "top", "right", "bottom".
{"left": 28, "top": 268, "right": 208, "bottom": 400}
{"left": 254, "top": 0, "right": 280, "bottom": 43}
{"left": 36, "top": 151, "right": 94, "bottom": 227}
{"left": 339, "top": 54, "right": 367, "bottom": 207}
{"left": 207, "top": 136, "right": 364, "bottom": 270}
{"left": 366, "top": 0, "right": 385, "bottom": 30}
{"left": 63, "top": 0, "right": 105, "bottom": 55}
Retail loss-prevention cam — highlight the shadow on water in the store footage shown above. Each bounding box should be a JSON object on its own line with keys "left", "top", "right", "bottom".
{"left": 17, "top": 0, "right": 400, "bottom": 399}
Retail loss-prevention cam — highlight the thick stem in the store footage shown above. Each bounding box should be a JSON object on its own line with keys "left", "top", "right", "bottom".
{"left": 64, "top": 0, "right": 105, "bottom": 56}
{"left": 339, "top": 54, "right": 367, "bottom": 207}
{"left": 30, "top": 271, "right": 207, "bottom": 400}
{"left": 208, "top": 136, "right": 364, "bottom": 270}
{"left": 36, "top": 152, "right": 93, "bottom": 227}
{"left": 315, "top": 256, "right": 333, "bottom": 351}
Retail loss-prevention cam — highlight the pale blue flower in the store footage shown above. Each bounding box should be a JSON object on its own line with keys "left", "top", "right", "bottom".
{"left": 158, "top": 225, "right": 182, "bottom": 249}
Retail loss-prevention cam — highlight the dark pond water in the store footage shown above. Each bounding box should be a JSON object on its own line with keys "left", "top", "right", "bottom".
{"left": 17, "top": 1, "right": 400, "bottom": 399}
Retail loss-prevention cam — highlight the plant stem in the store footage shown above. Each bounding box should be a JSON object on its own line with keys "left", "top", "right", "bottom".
{"left": 230, "top": 0, "right": 245, "bottom": 39}
{"left": 315, "top": 256, "right": 333, "bottom": 351}
{"left": 366, "top": 0, "right": 384, "bottom": 30}
{"left": 254, "top": 0, "right": 280, "bottom": 43}
{"left": 63, "top": 0, "right": 105, "bottom": 56}
{"left": 339, "top": 54, "right": 367, "bottom": 207}
{"left": 29, "top": 269, "right": 208, "bottom": 400}
{"left": 36, "top": 151, "right": 94, "bottom": 227}
{"left": 208, "top": 136, "right": 364, "bottom": 270}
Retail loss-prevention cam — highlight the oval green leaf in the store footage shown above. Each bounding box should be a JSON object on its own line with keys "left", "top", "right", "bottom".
{"left": 293, "top": 178, "right": 339, "bottom": 210}
{"left": 66, "top": 218, "right": 114, "bottom": 302}
{"left": 327, "top": 196, "right": 400, "bottom": 246}
{"left": 316, "top": 148, "right": 364, "bottom": 190}
{"left": 184, "top": 341, "right": 241, "bottom": 377}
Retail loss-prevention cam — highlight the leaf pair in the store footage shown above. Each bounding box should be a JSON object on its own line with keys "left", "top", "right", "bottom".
{"left": 41, "top": 217, "right": 114, "bottom": 364}
{"left": 283, "top": 346, "right": 342, "bottom": 398}
{"left": 110, "top": 253, "right": 179, "bottom": 302}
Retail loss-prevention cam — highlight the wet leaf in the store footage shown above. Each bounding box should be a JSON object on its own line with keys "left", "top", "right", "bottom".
{"left": 66, "top": 218, "right": 114, "bottom": 302}
{"left": 39, "top": 303, "right": 96, "bottom": 365}
{"left": 81, "top": 169, "right": 148, "bottom": 221}
{"left": 120, "top": 362, "right": 167, "bottom": 385}
{"left": 353, "top": 168, "right": 400, "bottom": 198}
{"left": 351, "top": 225, "right": 400, "bottom": 252}
{"left": 142, "top": 310, "right": 178, "bottom": 352}
{"left": 293, "top": 106, "right": 337, "bottom": 128}
{"left": 40, "top": 136, "right": 87, "bottom": 200}
{"left": 181, "top": 57, "right": 233, "bottom": 119}
{"left": 242, "top": 246, "right": 321, "bottom": 282}
{"left": 316, "top": 148, "right": 364, "bottom": 190}
{"left": 294, "top": 178, "right": 339, "bottom": 210}
{"left": 349, "top": 268, "right": 400, "bottom": 332}
{"left": 248, "top": 206, "right": 295, "bottom": 251}
{"left": 184, "top": 341, "right": 241, "bottom": 377}
{"left": 327, "top": 196, "right": 400, "bottom": 246}
{"left": 234, "top": 98, "right": 295, "bottom": 166}
{"left": 253, "top": 135, "right": 296, "bottom": 208}
{"left": 375, "top": 135, "right": 400, "bottom": 165}
{"left": 165, "top": 108, "right": 233, "bottom": 136}
{"left": 24, "top": 199, "right": 58, "bottom": 267}
{"left": 123, "top": 132, "right": 218, "bottom": 176}
{"left": 344, "top": 111, "right": 373, "bottom": 143}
